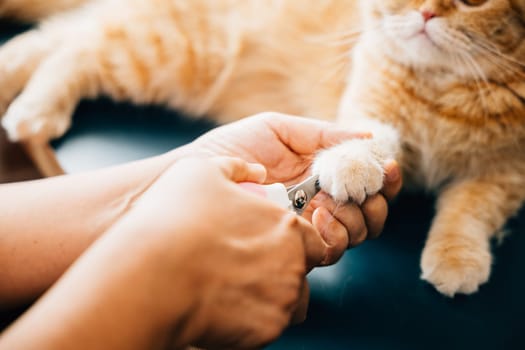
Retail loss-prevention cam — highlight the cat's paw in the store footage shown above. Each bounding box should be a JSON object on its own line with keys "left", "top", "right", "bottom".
{"left": 1, "top": 101, "right": 72, "bottom": 143}
{"left": 0, "top": 31, "right": 47, "bottom": 117}
{"left": 0, "top": 30, "right": 67, "bottom": 142}
{"left": 420, "top": 235, "right": 492, "bottom": 297}
{"left": 312, "top": 139, "right": 387, "bottom": 204}
{"left": 0, "top": 25, "right": 96, "bottom": 142}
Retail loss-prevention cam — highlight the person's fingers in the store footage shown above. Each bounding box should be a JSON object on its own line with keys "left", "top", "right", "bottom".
{"left": 290, "top": 279, "right": 310, "bottom": 325}
{"left": 311, "top": 207, "right": 349, "bottom": 265}
{"left": 213, "top": 157, "right": 267, "bottom": 183}
{"left": 382, "top": 160, "right": 402, "bottom": 201}
{"left": 361, "top": 194, "right": 388, "bottom": 240}
{"left": 311, "top": 192, "right": 368, "bottom": 249}
{"left": 260, "top": 112, "right": 371, "bottom": 155}
{"left": 289, "top": 213, "right": 328, "bottom": 270}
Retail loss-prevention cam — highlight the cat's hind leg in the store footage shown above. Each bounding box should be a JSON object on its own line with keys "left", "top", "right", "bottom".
{"left": 421, "top": 176, "right": 525, "bottom": 297}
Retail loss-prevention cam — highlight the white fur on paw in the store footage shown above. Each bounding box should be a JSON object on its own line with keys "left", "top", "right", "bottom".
{"left": 1, "top": 102, "right": 71, "bottom": 142}
{"left": 420, "top": 240, "right": 492, "bottom": 297}
{"left": 312, "top": 139, "right": 386, "bottom": 204}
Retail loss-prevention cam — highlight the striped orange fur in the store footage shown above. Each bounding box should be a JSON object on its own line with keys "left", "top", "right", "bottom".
{"left": 0, "top": 0, "right": 524, "bottom": 296}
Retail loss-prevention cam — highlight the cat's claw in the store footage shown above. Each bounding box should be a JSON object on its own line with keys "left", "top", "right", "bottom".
{"left": 312, "top": 139, "right": 386, "bottom": 204}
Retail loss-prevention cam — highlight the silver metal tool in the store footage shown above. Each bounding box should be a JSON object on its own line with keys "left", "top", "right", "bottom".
{"left": 240, "top": 175, "right": 322, "bottom": 215}
{"left": 286, "top": 175, "right": 321, "bottom": 215}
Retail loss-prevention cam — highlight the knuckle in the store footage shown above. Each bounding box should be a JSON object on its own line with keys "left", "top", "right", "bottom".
{"left": 365, "top": 193, "right": 387, "bottom": 210}
{"left": 364, "top": 195, "right": 388, "bottom": 220}
{"left": 351, "top": 227, "right": 368, "bottom": 248}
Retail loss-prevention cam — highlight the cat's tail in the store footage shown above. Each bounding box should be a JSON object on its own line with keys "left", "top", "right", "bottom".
{"left": 0, "top": 0, "right": 88, "bottom": 22}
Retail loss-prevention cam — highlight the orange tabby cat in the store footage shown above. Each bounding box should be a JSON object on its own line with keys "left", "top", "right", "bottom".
{"left": 1, "top": 0, "right": 524, "bottom": 297}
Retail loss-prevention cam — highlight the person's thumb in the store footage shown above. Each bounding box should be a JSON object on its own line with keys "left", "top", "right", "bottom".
{"left": 213, "top": 156, "right": 267, "bottom": 183}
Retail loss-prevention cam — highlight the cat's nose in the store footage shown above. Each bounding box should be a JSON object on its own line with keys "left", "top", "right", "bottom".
{"left": 421, "top": 10, "right": 437, "bottom": 22}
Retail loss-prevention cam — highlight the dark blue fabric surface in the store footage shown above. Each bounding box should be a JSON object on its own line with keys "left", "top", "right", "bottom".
{"left": 2, "top": 21, "right": 524, "bottom": 350}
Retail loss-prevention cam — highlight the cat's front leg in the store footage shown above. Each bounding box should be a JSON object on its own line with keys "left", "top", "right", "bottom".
{"left": 0, "top": 12, "right": 109, "bottom": 143}
{"left": 0, "top": 1, "right": 175, "bottom": 143}
{"left": 312, "top": 119, "right": 400, "bottom": 204}
{"left": 0, "top": 0, "right": 88, "bottom": 22}
{"left": 421, "top": 177, "right": 524, "bottom": 297}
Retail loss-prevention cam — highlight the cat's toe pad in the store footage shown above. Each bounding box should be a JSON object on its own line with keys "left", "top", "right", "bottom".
{"left": 421, "top": 238, "right": 491, "bottom": 297}
{"left": 312, "top": 139, "right": 386, "bottom": 204}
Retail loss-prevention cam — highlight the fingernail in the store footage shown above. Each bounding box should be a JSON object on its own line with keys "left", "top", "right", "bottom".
{"left": 385, "top": 160, "right": 400, "bottom": 183}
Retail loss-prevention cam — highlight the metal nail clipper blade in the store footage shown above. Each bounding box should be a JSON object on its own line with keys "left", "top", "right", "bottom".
{"left": 243, "top": 175, "right": 321, "bottom": 215}
{"left": 286, "top": 175, "right": 322, "bottom": 215}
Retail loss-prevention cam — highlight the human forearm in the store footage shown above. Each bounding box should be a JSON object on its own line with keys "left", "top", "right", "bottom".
{"left": 0, "top": 146, "right": 190, "bottom": 306}
{"left": 0, "top": 211, "right": 197, "bottom": 350}
{"left": 0, "top": 157, "right": 305, "bottom": 350}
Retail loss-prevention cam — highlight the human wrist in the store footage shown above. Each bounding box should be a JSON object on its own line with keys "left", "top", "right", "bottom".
{"left": 160, "top": 143, "right": 215, "bottom": 165}
{"left": 100, "top": 204, "right": 208, "bottom": 348}
{"left": 0, "top": 223, "right": 199, "bottom": 350}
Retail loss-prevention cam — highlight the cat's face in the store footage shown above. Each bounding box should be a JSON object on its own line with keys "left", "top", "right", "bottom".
{"left": 361, "top": 0, "right": 525, "bottom": 75}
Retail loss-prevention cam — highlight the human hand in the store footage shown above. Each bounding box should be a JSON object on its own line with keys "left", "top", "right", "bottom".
{"left": 0, "top": 156, "right": 325, "bottom": 350}
{"left": 187, "top": 112, "right": 403, "bottom": 263}
{"left": 110, "top": 157, "right": 327, "bottom": 349}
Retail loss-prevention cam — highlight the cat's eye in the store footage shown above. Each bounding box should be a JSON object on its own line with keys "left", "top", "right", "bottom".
{"left": 460, "top": 0, "right": 488, "bottom": 6}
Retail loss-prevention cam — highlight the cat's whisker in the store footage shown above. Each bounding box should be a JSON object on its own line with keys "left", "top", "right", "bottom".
{"left": 319, "top": 48, "right": 354, "bottom": 83}
{"left": 304, "top": 24, "right": 379, "bottom": 44}
{"left": 315, "top": 23, "right": 408, "bottom": 82}
{"left": 477, "top": 49, "right": 525, "bottom": 80}
{"left": 467, "top": 38, "right": 525, "bottom": 80}
{"left": 305, "top": 27, "right": 367, "bottom": 42}
{"left": 385, "top": 15, "right": 414, "bottom": 26}
{"left": 470, "top": 34, "right": 525, "bottom": 68}
{"left": 321, "top": 36, "right": 363, "bottom": 48}
{"left": 321, "top": 47, "right": 355, "bottom": 67}
{"left": 312, "top": 25, "right": 385, "bottom": 83}
{"left": 305, "top": 32, "right": 361, "bottom": 46}
{"left": 437, "top": 29, "right": 473, "bottom": 56}
{"left": 475, "top": 44, "right": 524, "bottom": 69}
{"left": 456, "top": 51, "right": 491, "bottom": 117}
{"left": 308, "top": 24, "right": 383, "bottom": 48}
{"left": 319, "top": 58, "right": 350, "bottom": 83}
{"left": 437, "top": 29, "right": 492, "bottom": 114}
{"left": 462, "top": 51, "right": 490, "bottom": 85}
